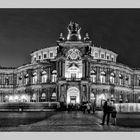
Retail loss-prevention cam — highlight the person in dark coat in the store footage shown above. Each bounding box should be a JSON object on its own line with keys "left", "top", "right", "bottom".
{"left": 101, "top": 99, "right": 112, "bottom": 125}
{"left": 82, "top": 103, "right": 87, "bottom": 114}
{"left": 111, "top": 104, "right": 117, "bottom": 125}
{"left": 87, "top": 103, "right": 91, "bottom": 114}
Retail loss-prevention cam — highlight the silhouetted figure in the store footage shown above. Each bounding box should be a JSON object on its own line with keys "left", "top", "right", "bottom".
{"left": 82, "top": 104, "right": 87, "bottom": 114}
{"left": 87, "top": 103, "right": 91, "bottom": 114}
{"left": 91, "top": 102, "right": 96, "bottom": 114}
{"left": 111, "top": 103, "right": 117, "bottom": 125}
{"left": 101, "top": 99, "right": 112, "bottom": 125}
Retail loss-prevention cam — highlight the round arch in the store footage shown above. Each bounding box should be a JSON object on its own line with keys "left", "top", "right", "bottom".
{"left": 67, "top": 87, "right": 80, "bottom": 104}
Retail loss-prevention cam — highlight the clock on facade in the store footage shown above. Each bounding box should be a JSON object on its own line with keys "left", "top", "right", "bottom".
{"left": 67, "top": 48, "right": 81, "bottom": 60}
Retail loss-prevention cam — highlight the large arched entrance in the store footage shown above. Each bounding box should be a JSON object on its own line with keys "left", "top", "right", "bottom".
{"left": 96, "top": 93, "right": 107, "bottom": 107}
{"left": 67, "top": 87, "right": 80, "bottom": 104}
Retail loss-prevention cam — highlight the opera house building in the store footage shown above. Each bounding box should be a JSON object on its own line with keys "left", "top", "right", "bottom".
{"left": 0, "top": 22, "right": 140, "bottom": 108}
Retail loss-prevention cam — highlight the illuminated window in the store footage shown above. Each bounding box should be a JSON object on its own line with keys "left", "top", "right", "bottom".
{"left": 41, "top": 71, "right": 47, "bottom": 83}
{"left": 18, "top": 75, "right": 22, "bottom": 85}
{"left": 111, "top": 56, "right": 114, "bottom": 62}
{"left": 101, "top": 54, "right": 105, "bottom": 59}
{"left": 52, "top": 70, "right": 57, "bottom": 82}
{"left": 100, "top": 71, "right": 106, "bottom": 83}
{"left": 119, "top": 74, "right": 123, "bottom": 85}
{"left": 38, "top": 55, "right": 41, "bottom": 59}
{"left": 32, "top": 94, "right": 36, "bottom": 102}
{"left": 34, "top": 57, "right": 36, "bottom": 61}
{"left": 106, "top": 55, "right": 110, "bottom": 60}
{"left": 71, "top": 73, "right": 76, "bottom": 79}
{"left": 94, "top": 52, "right": 98, "bottom": 58}
{"left": 125, "top": 76, "right": 129, "bottom": 85}
{"left": 110, "top": 73, "right": 115, "bottom": 84}
{"left": 25, "top": 74, "right": 29, "bottom": 85}
{"left": 32, "top": 72, "right": 37, "bottom": 84}
{"left": 41, "top": 93, "right": 46, "bottom": 101}
{"left": 90, "top": 70, "right": 96, "bottom": 83}
{"left": 43, "top": 54, "right": 47, "bottom": 59}
{"left": 50, "top": 52, "right": 54, "bottom": 58}
{"left": 5, "top": 77, "right": 9, "bottom": 85}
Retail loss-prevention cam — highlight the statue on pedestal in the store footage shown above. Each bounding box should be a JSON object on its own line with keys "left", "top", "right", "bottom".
{"left": 67, "top": 21, "right": 81, "bottom": 41}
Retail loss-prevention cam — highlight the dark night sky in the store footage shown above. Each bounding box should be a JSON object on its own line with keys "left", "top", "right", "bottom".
{"left": 0, "top": 9, "right": 140, "bottom": 68}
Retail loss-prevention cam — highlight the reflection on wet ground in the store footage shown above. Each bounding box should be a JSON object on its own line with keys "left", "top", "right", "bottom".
{"left": 1, "top": 111, "right": 140, "bottom": 131}
{"left": 0, "top": 111, "right": 55, "bottom": 127}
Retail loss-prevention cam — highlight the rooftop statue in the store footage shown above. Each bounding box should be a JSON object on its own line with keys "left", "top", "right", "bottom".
{"left": 58, "top": 33, "right": 65, "bottom": 41}
{"left": 67, "top": 21, "right": 81, "bottom": 41}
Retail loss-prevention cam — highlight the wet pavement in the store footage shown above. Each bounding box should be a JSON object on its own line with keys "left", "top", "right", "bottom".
{"left": 0, "top": 111, "right": 140, "bottom": 131}
{"left": 0, "top": 111, "right": 55, "bottom": 127}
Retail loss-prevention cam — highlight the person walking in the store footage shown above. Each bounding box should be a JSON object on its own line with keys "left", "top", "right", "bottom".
{"left": 101, "top": 99, "right": 112, "bottom": 125}
{"left": 91, "top": 101, "right": 96, "bottom": 114}
{"left": 87, "top": 103, "right": 91, "bottom": 114}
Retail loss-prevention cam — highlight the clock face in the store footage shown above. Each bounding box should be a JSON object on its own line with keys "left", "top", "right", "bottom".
{"left": 68, "top": 48, "right": 81, "bottom": 60}
{"left": 70, "top": 51, "right": 77, "bottom": 60}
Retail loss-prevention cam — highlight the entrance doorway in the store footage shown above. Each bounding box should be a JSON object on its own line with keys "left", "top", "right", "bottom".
{"left": 67, "top": 87, "right": 80, "bottom": 104}
{"left": 70, "top": 96, "right": 76, "bottom": 104}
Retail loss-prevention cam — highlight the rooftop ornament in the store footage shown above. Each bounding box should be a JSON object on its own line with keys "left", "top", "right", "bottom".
{"left": 67, "top": 21, "right": 81, "bottom": 41}
{"left": 84, "top": 33, "right": 90, "bottom": 42}
{"left": 58, "top": 33, "right": 65, "bottom": 41}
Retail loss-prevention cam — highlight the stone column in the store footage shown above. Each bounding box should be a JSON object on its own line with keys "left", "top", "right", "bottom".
{"left": 80, "top": 84, "right": 83, "bottom": 102}
{"left": 116, "top": 70, "right": 119, "bottom": 86}
{"left": 56, "top": 61, "right": 59, "bottom": 78}
{"left": 62, "top": 61, "right": 65, "bottom": 78}
{"left": 96, "top": 67, "right": 100, "bottom": 84}
{"left": 82, "top": 61, "right": 85, "bottom": 78}
{"left": 59, "top": 61, "right": 62, "bottom": 77}
{"left": 56, "top": 85, "right": 58, "bottom": 101}
{"left": 58, "top": 84, "right": 61, "bottom": 101}
{"left": 86, "top": 84, "right": 90, "bottom": 101}
{"left": 86, "top": 61, "right": 89, "bottom": 78}
{"left": 106, "top": 68, "right": 110, "bottom": 84}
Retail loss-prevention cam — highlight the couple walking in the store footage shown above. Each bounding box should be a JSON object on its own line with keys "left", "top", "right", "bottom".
{"left": 101, "top": 99, "right": 117, "bottom": 125}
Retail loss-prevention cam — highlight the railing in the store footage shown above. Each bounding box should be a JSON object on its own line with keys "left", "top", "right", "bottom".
{"left": 66, "top": 78, "right": 81, "bottom": 81}
{"left": 115, "top": 103, "right": 140, "bottom": 112}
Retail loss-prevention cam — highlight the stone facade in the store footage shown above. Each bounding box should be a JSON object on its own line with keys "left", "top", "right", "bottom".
{"left": 1, "top": 22, "right": 140, "bottom": 107}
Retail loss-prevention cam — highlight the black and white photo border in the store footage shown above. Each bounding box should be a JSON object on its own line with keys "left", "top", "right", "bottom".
{"left": 0, "top": 0, "right": 140, "bottom": 140}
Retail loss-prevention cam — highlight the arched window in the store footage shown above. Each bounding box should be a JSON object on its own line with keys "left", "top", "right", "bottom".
{"left": 9, "top": 96, "right": 13, "bottom": 102}
{"left": 138, "top": 96, "right": 140, "bottom": 103}
{"left": 32, "top": 72, "right": 37, "bottom": 84}
{"left": 21, "top": 95, "right": 27, "bottom": 102}
{"left": 119, "top": 74, "right": 123, "bottom": 85}
{"left": 41, "top": 93, "right": 46, "bottom": 102}
{"left": 90, "top": 70, "right": 96, "bottom": 83}
{"left": 25, "top": 74, "right": 29, "bottom": 85}
{"left": 51, "top": 92, "right": 57, "bottom": 101}
{"left": 5, "top": 77, "right": 9, "bottom": 85}
{"left": 52, "top": 70, "right": 57, "bottom": 83}
{"left": 100, "top": 71, "right": 106, "bottom": 83}
{"left": 41, "top": 71, "right": 48, "bottom": 83}
{"left": 110, "top": 72, "right": 115, "bottom": 84}
{"left": 125, "top": 75, "right": 129, "bottom": 85}
{"left": 4, "top": 95, "right": 9, "bottom": 102}
{"left": 32, "top": 93, "right": 36, "bottom": 102}
{"left": 18, "top": 75, "right": 22, "bottom": 85}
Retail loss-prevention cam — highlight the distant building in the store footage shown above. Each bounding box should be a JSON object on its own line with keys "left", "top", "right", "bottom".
{"left": 0, "top": 22, "right": 140, "bottom": 107}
